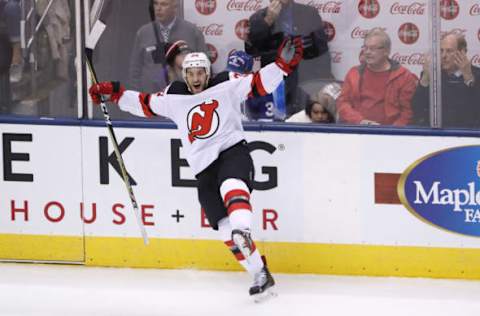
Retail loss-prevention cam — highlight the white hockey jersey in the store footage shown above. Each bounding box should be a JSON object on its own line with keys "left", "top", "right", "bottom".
{"left": 118, "top": 63, "right": 286, "bottom": 175}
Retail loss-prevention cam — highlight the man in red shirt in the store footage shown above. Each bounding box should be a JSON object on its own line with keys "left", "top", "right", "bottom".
{"left": 337, "top": 28, "right": 417, "bottom": 126}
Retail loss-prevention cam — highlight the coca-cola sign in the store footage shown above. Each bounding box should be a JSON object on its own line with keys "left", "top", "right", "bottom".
{"left": 330, "top": 51, "right": 342, "bottom": 63}
{"left": 358, "top": 0, "right": 380, "bottom": 19}
{"left": 398, "top": 22, "right": 420, "bottom": 45}
{"left": 441, "top": 28, "right": 467, "bottom": 37}
{"left": 306, "top": 1, "right": 342, "bottom": 14}
{"left": 206, "top": 43, "right": 218, "bottom": 64}
{"left": 226, "top": 0, "right": 262, "bottom": 11}
{"left": 391, "top": 52, "right": 425, "bottom": 65}
{"left": 471, "top": 4, "right": 480, "bottom": 16}
{"left": 390, "top": 2, "right": 426, "bottom": 15}
{"left": 235, "top": 19, "right": 250, "bottom": 41}
{"left": 350, "top": 26, "right": 382, "bottom": 39}
{"left": 195, "top": 0, "right": 217, "bottom": 15}
{"left": 198, "top": 23, "right": 224, "bottom": 36}
{"left": 323, "top": 21, "right": 336, "bottom": 42}
{"left": 440, "top": 0, "right": 460, "bottom": 20}
{"left": 472, "top": 54, "right": 480, "bottom": 66}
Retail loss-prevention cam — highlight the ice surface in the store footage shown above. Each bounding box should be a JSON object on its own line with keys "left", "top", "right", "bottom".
{"left": 1, "top": 263, "right": 479, "bottom": 316}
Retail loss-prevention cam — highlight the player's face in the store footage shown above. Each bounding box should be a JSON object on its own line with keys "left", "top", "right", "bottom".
{"left": 185, "top": 68, "right": 208, "bottom": 94}
{"left": 153, "top": 0, "right": 176, "bottom": 23}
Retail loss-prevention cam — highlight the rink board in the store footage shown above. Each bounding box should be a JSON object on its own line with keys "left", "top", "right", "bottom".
{"left": 1, "top": 122, "right": 480, "bottom": 279}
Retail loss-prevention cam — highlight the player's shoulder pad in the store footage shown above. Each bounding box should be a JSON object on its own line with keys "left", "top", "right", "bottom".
{"left": 166, "top": 81, "right": 191, "bottom": 95}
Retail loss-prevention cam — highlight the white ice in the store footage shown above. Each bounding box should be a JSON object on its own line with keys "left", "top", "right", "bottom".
{"left": 1, "top": 262, "right": 480, "bottom": 316}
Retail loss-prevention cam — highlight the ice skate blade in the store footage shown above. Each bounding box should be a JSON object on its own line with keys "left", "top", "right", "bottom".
{"left": 252, "top": 288, "right": 277, "bottom": 303}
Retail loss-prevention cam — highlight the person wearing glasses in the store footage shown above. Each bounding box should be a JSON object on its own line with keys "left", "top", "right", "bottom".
{"left": 411, "top": 32, "right": 480, "bottom": 128}
{"left": 337, "top": 28, "right": 417, "bottom": 126}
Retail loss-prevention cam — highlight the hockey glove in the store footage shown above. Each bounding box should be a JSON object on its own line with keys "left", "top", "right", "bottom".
{"left": 89, "top": 81, "right": 125, "bottom": 105}
{"left": 275, "top": 36, "right": 303, "bottom": 75}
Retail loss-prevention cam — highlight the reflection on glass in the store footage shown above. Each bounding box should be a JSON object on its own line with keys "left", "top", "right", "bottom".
{"left": 2, "top": 0, "right": 77, "bottom": 118}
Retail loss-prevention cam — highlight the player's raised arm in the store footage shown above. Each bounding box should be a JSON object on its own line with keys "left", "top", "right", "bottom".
{"left": 89, "top": 81, "right": 171, "bottom": 118}
{"left": 234, "top": 37, "right": 303, "bottom": 100}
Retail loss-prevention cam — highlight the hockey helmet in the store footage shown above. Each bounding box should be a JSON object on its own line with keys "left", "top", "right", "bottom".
{"left": 182, "top": 52, "right": 211, "bottom": 83}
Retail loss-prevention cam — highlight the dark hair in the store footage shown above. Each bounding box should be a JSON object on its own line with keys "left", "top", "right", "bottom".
{"left": 305, "top": 100, "right": 334, "bottom": 123}
{"left": 149, "top": 0, "right": 154, "bottom": 21}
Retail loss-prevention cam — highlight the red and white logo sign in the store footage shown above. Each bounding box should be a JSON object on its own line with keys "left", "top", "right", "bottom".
{"left": 390, "top": 2, "right": 426, "bottom": 15}
{"left": 226, "top": 0, "right": 262, "bottom": 11}
{"left": 306, "top": 1, "right": 342, "bottom": 14}
{"left": 187, "top": 99, "right": 220, "bottom": 143}
{"left": 206, "top": 43, "right": 218, "bottom": 64}
{"left": 235, "top": 19, "right": 250, "bottom": 41}
{"left": 198, "top": 23, "right": 224, "bottom": 36}
{"left": 398, "top": 23, "right": 420, "bottom": 44}
{"left": 330, "top": 51, "right": 342, "bottom": 63}
{"left": 471, "top": 4, "right": 480, "bottom": 16}
{"left": 472, "top": 54, "right": 480, "bottom": 67}
{"left": 391, "top": 52, "right": 425, "bottom": 65}
{"left": 440, "top": 0, "right": 460, "bottom": 20}
{"left": 195, "top": 0, "right": 217, "bottom": 15}
{"left": 358, "top": 0, "right": 380, "bottom": 19}
{"left": 351, "top": 26, "right": 387, "bottom": 39}
{"left": 323, "top": 21, "right": 336, "bottom": 42}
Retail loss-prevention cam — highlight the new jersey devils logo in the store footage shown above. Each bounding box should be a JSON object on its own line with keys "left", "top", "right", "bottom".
{"left": 187, "top": 99, "right": 220, "bottom": 143}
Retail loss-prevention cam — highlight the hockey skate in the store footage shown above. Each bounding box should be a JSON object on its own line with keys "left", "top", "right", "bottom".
{"left": 249, "top": 257, "right": 276, "bottom": 303}
{"left": 231, "top": 229, "right": 255, "bottom": 258}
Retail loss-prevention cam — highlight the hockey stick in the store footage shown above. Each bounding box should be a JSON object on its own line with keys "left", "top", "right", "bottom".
{"left": 85, "top": 21, "right": 149, "bottom": 245}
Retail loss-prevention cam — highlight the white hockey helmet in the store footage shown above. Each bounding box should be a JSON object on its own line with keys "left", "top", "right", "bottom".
{"left": 181, "top": 52, "right": 211, "bottom": 83}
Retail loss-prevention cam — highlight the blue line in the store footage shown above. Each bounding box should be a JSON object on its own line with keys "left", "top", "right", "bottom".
{"left": 1, "top": 115, "right": 480, "bottom": 138}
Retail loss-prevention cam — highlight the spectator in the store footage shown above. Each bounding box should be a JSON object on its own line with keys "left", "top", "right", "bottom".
{"left": 286, "top": 82, "right": 340, "bottom": 123}
{"left": 247, "top": 0, "right": 331, "bottom": 116}
{"left": 0, "top": 0, "right": 21, "bottom": 114}
{"left": 412, "top": 32, "right": 480, "bottom": 128}
{"left": 129, "top": 0, "right": 207, "bottom": 93}
{"left": 164, "top": 39, "right": 191, "bottom": 84}
{"left": 337, "top": 28, "right": 417, "bottom": 126}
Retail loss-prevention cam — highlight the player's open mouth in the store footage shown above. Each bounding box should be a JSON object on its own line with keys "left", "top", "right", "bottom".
{"left": 193, "top": 83, "right": 201, "bottom": 89}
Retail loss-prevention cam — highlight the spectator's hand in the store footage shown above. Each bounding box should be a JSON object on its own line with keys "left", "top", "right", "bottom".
{"left": 275, "top": 37, "right": 303, "bottom": 75}
{"left": 454, "top": 51, "right": 473, "bottom": 82}
{"left": 419, "top": 53, "right": 431, "bottom": 87}
{"left": 360, "top": 119, "right": 380, "bottom": 125}
{"left": 265, "top": 0, "right": 282, "bottom": 26}
{"left": 89, "top": 81, "right": 125, "bottom": 105}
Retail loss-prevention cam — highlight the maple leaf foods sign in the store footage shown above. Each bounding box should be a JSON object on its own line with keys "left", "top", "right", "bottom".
{"left": 398, "top": 146, "right": 480, "bottom": 237}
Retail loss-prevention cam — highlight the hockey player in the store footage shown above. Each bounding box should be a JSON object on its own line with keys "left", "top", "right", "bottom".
{"left": 89, "top": 37, "right": 303, "bottom": 298}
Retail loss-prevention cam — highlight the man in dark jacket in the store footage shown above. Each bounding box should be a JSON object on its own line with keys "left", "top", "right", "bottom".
{"left": 412, "top": 32, "right": 480, "bottom": 128}
{"left": 247, "top": 0, "right": 331, "bottom": 115}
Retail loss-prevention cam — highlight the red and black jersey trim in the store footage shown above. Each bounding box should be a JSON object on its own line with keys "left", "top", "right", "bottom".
{"left": 224, "top": 240, "right": 246, "bottom": 261}
{"left": 138, "top": 93, "right": 156, "bottom": 117}
{"left": 248, "top": 72, "right": 268, "bottom": 98}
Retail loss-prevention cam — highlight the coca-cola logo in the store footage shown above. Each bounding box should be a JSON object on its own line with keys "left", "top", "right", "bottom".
{"left": 235, "top": 19, "right": 250, "bottom": 41}
{"left": 441, "top": 28, "right": 466, "bottom": 37}
{"left": 471, "top": 4, "right": 480, "bottom": 16}
{"left": 398, "top": 22, "right": 420, "bottom": 44}
{"left": 391, "top": 52, "right": 425, "bottom": 65}
{"left": 206, "top": 43, "right": 218, "bottom": 64}
{"left": 323, "top": 21, "right": 336, "bottom": 42}
{"left": 390, "top": 2, "right": 426, "bottom": 15}
{"left": 198, "top": 23, "right": 224, "bottom": 36}
{"left": 306, "top": 1, "right": 342, "bottom": 14}
{"left": 440, "top": 0, "right": 459, "bottom": 20}
{"left": 350, "top": 26, "right": 375, "bottom": 39}
{"left": 358, "top": 0, "right": 380, "bottom": 19}
{"left": 226, "top": 0, "right": 262, "bottom": 11}
{"left": 330, "top": 51, "right": 342, "bottom": 63}
{"left": 195, "top": 0, "right": 217, "bottom": 15}
{"left": 472, "top": 54, "right": 480, "bottom": 66}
